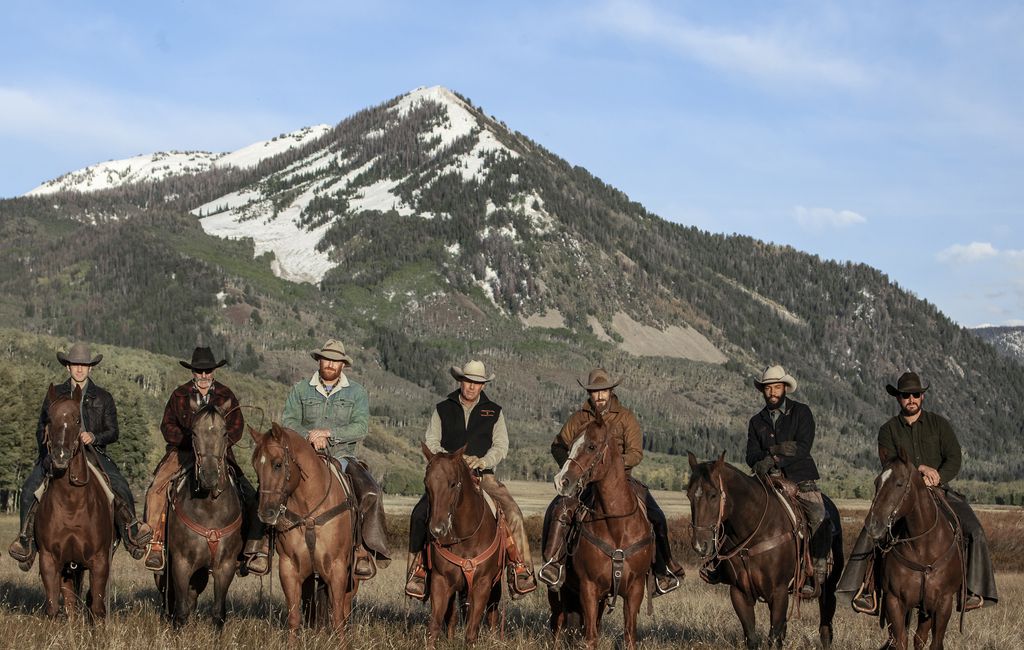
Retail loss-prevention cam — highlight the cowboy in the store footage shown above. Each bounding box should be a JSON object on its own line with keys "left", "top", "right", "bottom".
{"left": 8, "top": 342, "right": 152, "bottom": 569}
{"left": 744, "top": 364, "right": 829, "bottom": 598}
{"left": 540, "top": 368, "right": 683, "bottom": 595}
{"left": 404, "top": 360, "right": 538, "bottom": 600}
{"left": 281, "top": 338, "right": 391, "bottom": 579}
{"left": 839, "top": 371, "right": 998, "bottom": 612}
{"left": 141, "top": 347, "right": 267, "bottom": 574}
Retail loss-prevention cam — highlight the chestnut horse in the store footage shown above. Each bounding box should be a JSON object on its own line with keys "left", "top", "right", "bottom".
{"left": 250, "top": 422, "right": 358, "bottom": 640}
{"left": 863, "top": 447, "right": 963, "bottom": 650}
{"left": 35, "top": 384, "right": 115, "bottom": 619}
{"left": 421, "top": 443, "right": 505, "bottom": 648}
{"left": 159, "top": 402, "right": 243, "bottom": 628}
{"left": 686, "top": 452, "right": 843, "bottom": 649}
{"left": 549, "top": 411, "right": 654, "bottom": 650}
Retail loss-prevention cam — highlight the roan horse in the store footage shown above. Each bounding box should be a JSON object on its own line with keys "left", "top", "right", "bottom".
{"left": 35, "top": 384, "right": 115, "bottom": 619}
{"left": 250, "top": 422, "right": 359, "bottom": 641}
{"left": 158, "top": 401, "right": 243, "bottom": 629}
{"left": 549, "top": 411, "right": 654, "bottom": 650}
{"left": 863, "top": 447, "right": 964, "bottom": 650}
{"left": 686, "top": 452, "right": 844, "bottom": 649}
{"left": 420, "top": 443, "right": 506, "bottom": 648}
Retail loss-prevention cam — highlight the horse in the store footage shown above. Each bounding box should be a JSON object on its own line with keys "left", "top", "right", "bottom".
{"left": 686, "top": 452, "right": 843, "bottom": 649}
{"left": 34, "top": 383, "right": 115, "bottom": 619}
{"left": 249, "top": 422, "right": 359, "bottom": 640}
{"left": 158, "top": 401, "right": 243, "bottom": 629}
{"left": 863, "top": 446, "right": 963, "bottom": 650}
{"left": 420, "top": 443, "right": 505, "bottom": 648}
{"left": 549, "top": 410, "right": 654, "bottom": 650}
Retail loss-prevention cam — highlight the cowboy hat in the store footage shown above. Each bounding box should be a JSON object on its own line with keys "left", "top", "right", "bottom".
{"left": 179, "top": 347, "right": 228, "bottom": 372}
{"left": 885, "top": 371, "right": 929, "bottom": 397}
{"left": 578, "top": 368, "right": 620, "bottom": 391}
{"left": 310, "top": 339, "right": 353, "bottom": 366}
{"left": 56, "top": 342, "right": 102, "bottom": 367}
{"left": 450, "top": 360, "right": 495, "bottom": 383}
{"left": 753, "top": 365, "right": 798, "bottom": 392}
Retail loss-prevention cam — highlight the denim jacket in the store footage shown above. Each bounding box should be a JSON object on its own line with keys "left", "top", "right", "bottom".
{"left": 282, "top": 372, "right": 369, "bottom": 459}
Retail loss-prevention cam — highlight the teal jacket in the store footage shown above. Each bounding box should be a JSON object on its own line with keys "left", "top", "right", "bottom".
{"left": 282, "top": 373, "right": 369, "bottom": 459}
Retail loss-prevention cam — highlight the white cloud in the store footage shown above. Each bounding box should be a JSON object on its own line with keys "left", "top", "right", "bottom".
{"left": 587, "top": 0, "right": 870, "bottom": 89}
{"left": 936, "top": 242, "right": 1000, "bottom": 264}
{"left": 793, "top": 206, "right": 866, "bottom": 228}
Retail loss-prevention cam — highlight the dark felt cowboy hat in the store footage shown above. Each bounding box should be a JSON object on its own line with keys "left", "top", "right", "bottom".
{"left": 310, "top": 339, "right": 353, "bottom": 366}
{"left": 885, "top": 371, "right": 929, "bottom": 397}
{"left": 56, "top": 342, "right": 102, "bottom": 367}
{"left": 578, "top": 368, "right": 620, "bottom": 391}
{"left": 179, "top": 347, "right": 228, "bottom": 372}
{"left": 753, "top": 365, "right": 798, "bottom": 392}
{"left": 450, "top": 360, "right": 495, "bottom": 383}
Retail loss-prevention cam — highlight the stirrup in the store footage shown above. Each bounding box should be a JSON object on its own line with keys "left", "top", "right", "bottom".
{"left": 508, "top": 563, "right": 538, "bottom": 598}
{"left": 539, "top": 559, "right": 565, "bottom": 590}
{"left": 851, "top": 587, "right": 878, "bottom": 615}
{"left": 144, "top": 542, "right": 165, "bottom": 572}
{"left": 654, "top": 569, "right": 681, "bottom": 595}
{"left": 354, "top": 550, "right": 377, "bottom": 580}
{"left": 405, "top": 564, "right": 428, "bottom": 601}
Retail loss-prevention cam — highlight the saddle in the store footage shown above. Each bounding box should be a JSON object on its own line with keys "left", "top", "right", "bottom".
{"left": 38, "top": 449, "right": 116, "bottom": 506}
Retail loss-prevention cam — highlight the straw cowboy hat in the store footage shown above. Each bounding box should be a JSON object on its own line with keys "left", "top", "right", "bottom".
{"left": 753, "top": 365, "right": 798, "bottom": 392}
{"left": 310, "top": 339, "right": 353, "bottom": 366}
{"left": 577, "top": 368, "right": 620, "bottom": 391}
{"left": 179, "top": 347, "right": 228, "bottom": 372}
{"left": 450, "top": 360, "right": 495, "bottom": 383}
{"left": 885, "top": 371, "right": 929, "bottom": 397}
{"left": 56, "top": 342, "right": 103, "bottom": 367}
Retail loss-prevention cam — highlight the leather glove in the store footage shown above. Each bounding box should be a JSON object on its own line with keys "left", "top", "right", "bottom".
{"left": 753, "top": 456, "right": 776, "bottom": 476}
{"left": 770, "top": 440, "right": 798, "bottom": 456}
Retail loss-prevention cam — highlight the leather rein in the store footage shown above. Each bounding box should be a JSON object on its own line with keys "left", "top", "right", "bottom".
{"left": 429, "top": 470, "right": 507, "bottom": 592}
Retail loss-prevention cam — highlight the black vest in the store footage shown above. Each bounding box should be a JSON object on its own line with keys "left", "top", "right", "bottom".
{"left": 436, "top": 391, "right": 501, "bottom": 464}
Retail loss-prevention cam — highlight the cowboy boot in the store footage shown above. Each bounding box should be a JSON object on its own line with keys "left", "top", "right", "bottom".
{"left": 503, "top": 526, "right": 537, "bottom": 598}
{"left": 242, "top": 536, "right": 271, "bottom": 576}
{"left": 405, "top": 550, "right": 428, "bottom": 601}
{"left": 8, "top": 500, "right": 39, "bottom": 571}
{"left": 539, "top": 500, "right": 577, "bottom": 590}
{"left": 115, "top": 500, "right": 153, "bottom": 560}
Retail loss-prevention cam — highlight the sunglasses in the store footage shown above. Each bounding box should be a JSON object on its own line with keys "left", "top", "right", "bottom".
{"left": 898, "top": 392, "right": 922, "bottom": 399}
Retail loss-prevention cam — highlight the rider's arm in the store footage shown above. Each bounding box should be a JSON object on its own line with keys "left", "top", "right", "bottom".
{"left": 220, "top": 386, "right": 245, "bottom": 445}
{"left": 424, "top": 410, "right": 444, "bottom": 454}
{"left": 330, "top": 383, "right": 369, "bottom": 445}
{"left": 281, "top": 384, "right": 312, "bottom": 437}
{"left": 91, "top": 390, "right": 119, "bottom": 447}
{"left": 745, "top": 417, "right": 769, "bottom": 468}
{"left": 935, "top": 417, "right": 962, "bottom": 485}
{"left": 774, "top": 404, "right": 814, "bottom": 472}
{"left": 35, "top": 392, "right": 51, "bottom": 458}
{"left": 620, "top": 411, "right": 643, "bottom": 470}
{"left": 160, "top": 391, "right": 188, "bottom": 446}
{"left": 479, "top": 412, "right": 509, "bottom": 469}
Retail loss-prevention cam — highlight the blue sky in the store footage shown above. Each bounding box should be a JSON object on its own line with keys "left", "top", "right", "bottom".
{"left": 2, "top": 1, "right": 1022, "bottom": 327}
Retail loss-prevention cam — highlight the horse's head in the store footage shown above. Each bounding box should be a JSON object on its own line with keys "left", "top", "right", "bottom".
{"left": 250, "top": 422, "right": 301, "bottom": 526}
{"left": 421, "top": 442, "right": 474, "bottom": 541}
{"left": 864, "top": 446, "right": 918, "bottom": 541}
{"left": 191, "top": 400, "right": 229, "bottom": 496}
{"left": 553, "top": 412, "right": 612, "bottom": 496}
{"left": 45, "top": 384, "right": 83, "bottom": 471}
{"left": 686, "top": 451, "right": 729, "bottom": 559}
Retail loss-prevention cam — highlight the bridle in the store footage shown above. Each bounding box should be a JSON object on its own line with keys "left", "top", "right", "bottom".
{"left": 689, "top": 471, "right": 728, "bottom": 558}
{"left": 872, "top": 462, "right": 940, "bottom": 548}
{"left": 255, "top": 440, "right": 304, "bottom": 519}
{"left": 689, "top": 467, "right": 771, "bottom": 561}
{"left": 428, "top": 460, "right": 486, "bottom": 546}
{"left": 564, "top": 436, "right": 610, "bottom": 496}
{"left": 191, "top": 405, "right": 232, "bottom": 496}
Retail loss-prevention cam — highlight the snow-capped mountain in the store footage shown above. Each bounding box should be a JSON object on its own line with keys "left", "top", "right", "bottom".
{"left": 972, "top": 325, "right": 1024, "bottom": 364}
{"left": 26, "top": 125, "right": 331, "bottom": 196}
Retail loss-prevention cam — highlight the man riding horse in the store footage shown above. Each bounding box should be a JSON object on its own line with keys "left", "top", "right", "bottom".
{"left": 142, "top": 346, "right": 267, "bottom": 574}
{"left": 8, "top": 342, "right": 152, "bottom": 568}
{"left": 838, "top": 371, "right": 999, "bottom": 612}
{"left": 281, "top": 339, "right": 391, "bottom": 578}
{"left": 743, "top": 365, "right": 830, "bottom": 598}
{"left": 540, "top": 368, "right": 683, "bottom": 595}
{"left": 405, "top": 360, "right": 538, "bottom": 599}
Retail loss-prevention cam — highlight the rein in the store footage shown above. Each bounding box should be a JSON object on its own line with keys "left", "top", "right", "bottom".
{"left": 270, "top": 449, "right": 354, "bottom": 558}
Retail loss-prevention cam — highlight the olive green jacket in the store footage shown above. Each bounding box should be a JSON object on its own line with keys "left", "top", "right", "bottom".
{"left": 877, "top": 409, "right": 962, "bottom": 485}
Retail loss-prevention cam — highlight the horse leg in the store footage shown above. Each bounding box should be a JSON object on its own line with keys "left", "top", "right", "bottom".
{"left": 913, "top": 609, "right": 933, "bottom": 650}
{"left": 60, "top": 567, "right": 79, "bottom": 618}
{"left": 211, "top": 559, "right": 236, "bottom": 631}
{"left": 170, "top": 562, "right": 195, "bottom": 628}
{"left": 928, "top": 597, "right": 954, "bottom": 650}
{"left": 485, "top": 581, "right": 500, "bottom": 630}
{"left": 621, "top": 577, "right": 646, "bottom": 650}
{"left": 88, "top": 552, "right": 111, "bottom": 621}
{"left": 464, "top": 575, "right": 495, "bottom": 645}
{"left": 37, "top": 552, "right": 63, "bottom": 617}
{"left": 882, "top": 592, "right": 908, "bottom": 650}
{"left": 819, "top": 573, "right": 838, "bottom": 648}
{"left": 324, "top": 567, "right": 349, "bottom": 645}
{"left": 427, "top": 583, "right": 452, "bottom": 649}
{"left": 279, "top": 560, "right": 304, "bottom": 638}
{"left": 729, "top": 585, "right": 758, "bottom": 649}
{"left": 578, "top": 580, "right": 602, "bottom": 650}
{"left": 547, "top": 589, "right": 565, "bottom": 645}
{"left": 766, "top": 588, "right": 790, "bottom": 648}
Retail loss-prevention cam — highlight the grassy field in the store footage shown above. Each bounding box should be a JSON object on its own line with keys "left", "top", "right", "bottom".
{"left": 1, "top": 496, "right": 1021, "bottom": 649}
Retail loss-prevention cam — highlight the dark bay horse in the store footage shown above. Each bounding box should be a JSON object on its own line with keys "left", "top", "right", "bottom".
{"left": 421, "top": 443, "right": 505, "bottom": 648}
{"left": 159, "top": 401, "right": 243, "bottom": 629}
{"left": 35, "top": 384, "right": 115, "bottom": 619}
{"left": 250, "top": 422, "right": 358, "bottom": 641}
{"left": 549, "top": 411, "right": 653, "bottom": 650}
{"left": 686, "top": 452, "right": 843, "bottom": 649}
{"left": 863, "top": 447, "right": 963, "bottom": 650}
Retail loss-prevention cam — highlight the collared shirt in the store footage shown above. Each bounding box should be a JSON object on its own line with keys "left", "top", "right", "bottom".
{"left": 424, "top": 395, "right": 509, "bottom": 469}
{"left": 878, "top": 409, "right": 962, "bottom": 485}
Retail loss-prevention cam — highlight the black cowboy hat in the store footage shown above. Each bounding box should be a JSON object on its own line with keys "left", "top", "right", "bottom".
{"left": 885, "top": 371, "right": 929, "bottom": 397}
{"left": 179, "top": 347, "right": 228, "bottom": 372}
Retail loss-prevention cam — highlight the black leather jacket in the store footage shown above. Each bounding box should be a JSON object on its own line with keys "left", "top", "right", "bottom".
{"left": 36, "top": 378, "right": 119, "bottom": 458}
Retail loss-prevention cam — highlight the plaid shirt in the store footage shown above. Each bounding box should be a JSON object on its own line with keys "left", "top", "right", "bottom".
{"left": 160, "top": 380, "right": 244, "bottom": 451}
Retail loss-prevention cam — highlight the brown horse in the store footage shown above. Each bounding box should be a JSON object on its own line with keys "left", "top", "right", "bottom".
{"left": 686, "top": 452, "right": 843, "bottom": 649}
{"left": 159, "top": 402, "right": 243, "bottom": 629}
{"left": 420, "top": 443, "right": 505, "bottom": 648}
{"left": 549, "top": 411, "right": 654, "bottom": 650}
{"left": 250, "top": 422, "right": 358, "bottom": 641}
{"left": 863, "top": 447, "right": 963, "bottom": 650}
{"left": 35, "top": 384, "right": 115, "bottom": 619}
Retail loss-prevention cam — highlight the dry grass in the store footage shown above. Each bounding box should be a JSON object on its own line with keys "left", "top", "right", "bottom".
{"left": 1, "top": 508, "right": 1020, "bottom": 649}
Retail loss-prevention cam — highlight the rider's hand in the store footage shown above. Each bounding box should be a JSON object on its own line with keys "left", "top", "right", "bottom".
{"left": 753, "top": 456, "right": 775, "bottom": 476}
{"left": 769, "top": 440, "right": 798, "bottom": 457}
{"left": 918, "top": 465, "right": 940, "bottom": 487}
{"left": 308, "top": 429, "right": 330, "bottom": 451}
{"left": 80, "top": 431, "right": 95, "bottom": 445}
{"left": 464, "top": 455, "right": 486, "bottom": 471}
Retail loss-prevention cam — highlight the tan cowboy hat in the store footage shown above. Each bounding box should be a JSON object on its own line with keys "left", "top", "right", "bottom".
{"left": 885, "top": 371, "right": 929, "bottom": 397}
{"left": 450, "top": 360, "right": 495, "bottom": 383}
{"left": 179, "top": 346, "right": 228, "bottom": 372}
{"left": 56, "top": 342, "right": 102, "bottom": 367}
{"left": 753, "top": 365, "right": 798, "bottom": 392}
{"left": 310, "top": 339, "right": 353, "bottom": 366}
{"left": 578, "top": 368, "right": 620, "bottom": 391}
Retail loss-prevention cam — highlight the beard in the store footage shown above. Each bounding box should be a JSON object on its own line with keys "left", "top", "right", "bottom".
{"left": 763, "top": 394, "right": 783, "bottom": 409}
{"left": 319, "top": 365, "right": 341, "bottom": 383}
{"left": 901, "top": 401, "right": 921, "bottom": 417}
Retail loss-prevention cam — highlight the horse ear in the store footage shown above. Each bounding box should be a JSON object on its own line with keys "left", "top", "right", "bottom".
{"left": 271, "top": 422, "right": 286, "bottom": 440}
{"left": 897, "top": 445, "right": 909, "bottom": 463}
{"left": 454, "top": 445, "right": 467, "bottom": 460}
{"left": 687, "top": 451, "right": 698, "bottom": 470}
{"left": 248, "top": 425, "right": 264, "bottom": 445}
{"left": 715, "top": 450, "right": 726, "bottom": 468}
{"left": 421, "top": 441, "right": 434, "bottom": 461}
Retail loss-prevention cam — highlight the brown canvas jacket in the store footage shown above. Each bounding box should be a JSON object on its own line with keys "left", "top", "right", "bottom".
{"left": 550, "top": 394, "right": 643, "bottom": 472}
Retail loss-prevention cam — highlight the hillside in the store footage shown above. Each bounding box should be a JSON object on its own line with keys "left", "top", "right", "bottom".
{"left": 2, "top": 86, "right": 1022, "bottom": 503}
{"left": 973, "top": 326, "right": 1024, "bottom": 365}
